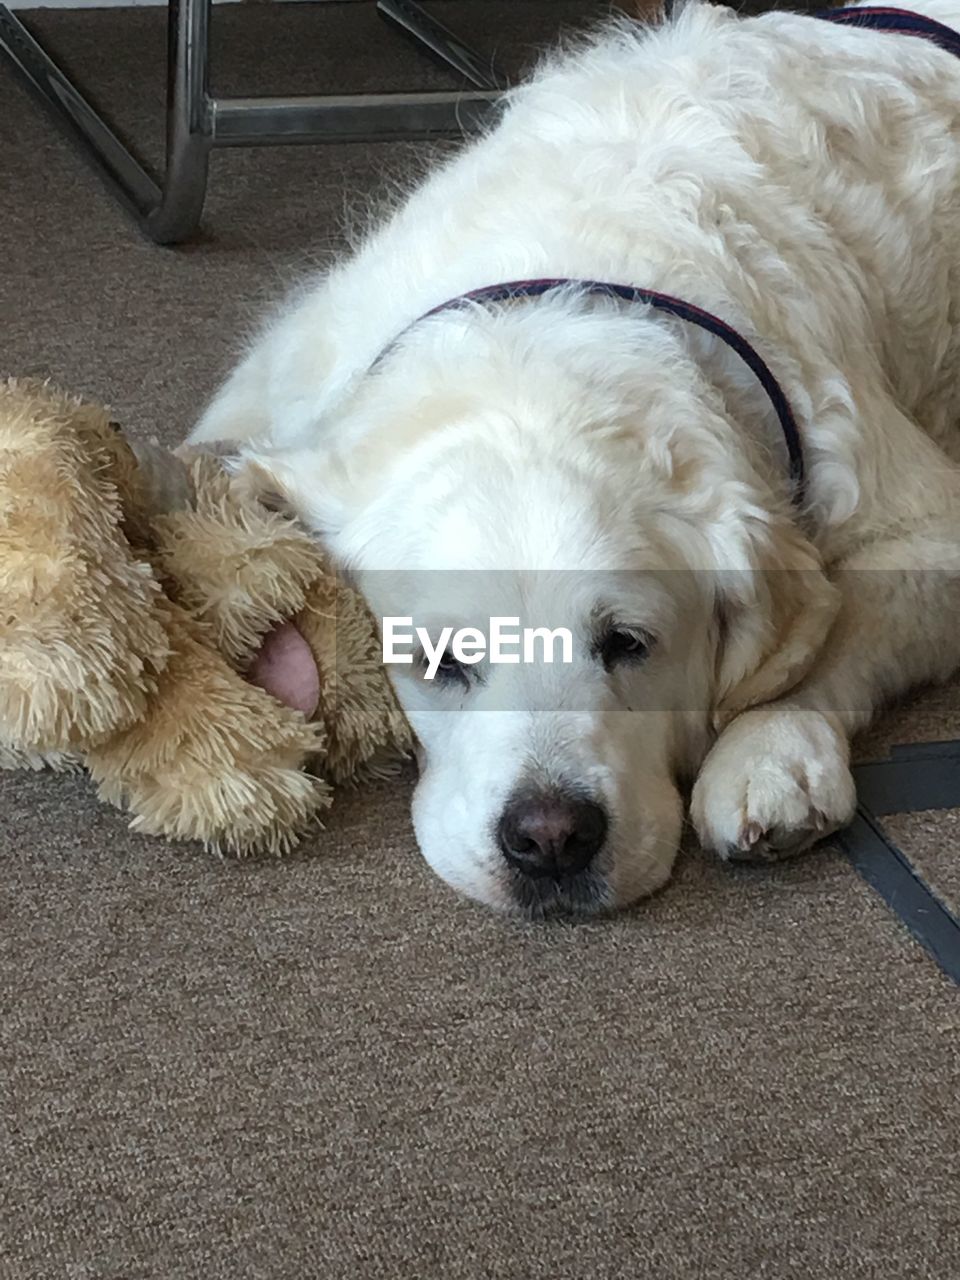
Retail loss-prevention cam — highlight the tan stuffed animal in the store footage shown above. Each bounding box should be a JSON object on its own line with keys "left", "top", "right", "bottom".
{"left": 0, "top": 378, "right": 410, "bottom": 855}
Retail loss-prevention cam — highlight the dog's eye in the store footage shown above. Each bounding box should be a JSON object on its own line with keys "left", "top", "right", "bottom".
{"left": 420, "top": 649, "right": 471, "bottom": 688}
{"left": 435, "top": 652, "right": 467, "bottom": 682}
{"left": 597, "top": 627, "right": 651, "bottom": 669}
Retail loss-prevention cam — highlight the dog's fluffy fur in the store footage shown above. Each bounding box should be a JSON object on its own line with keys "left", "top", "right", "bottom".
{"left": 191, "top": 0, "right": 960, "bottom": 915}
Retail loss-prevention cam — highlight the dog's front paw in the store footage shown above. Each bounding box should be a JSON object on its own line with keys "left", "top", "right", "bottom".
{"left": 690, "top": 705, "right": 856, "bottom": 863}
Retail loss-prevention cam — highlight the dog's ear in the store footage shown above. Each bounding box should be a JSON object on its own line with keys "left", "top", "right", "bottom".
{"left": 225, "top": 439, "right": 358, "bottom": 539}
{"left": 190, "top": 343, "right": 274, "bottom": 447}
{"left": 224, "top": 451, "right": 297, "bottom": 516}
{"left": 711, "top": 515, "right": 840, "bottom": 730}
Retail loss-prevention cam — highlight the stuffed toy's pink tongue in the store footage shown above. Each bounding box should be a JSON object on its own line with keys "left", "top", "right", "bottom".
{"left": 246, "top": 621, "right": 321, "bottom": 718}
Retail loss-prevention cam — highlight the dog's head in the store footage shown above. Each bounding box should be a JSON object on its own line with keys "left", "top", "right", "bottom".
{"left": 233, "top": 299, "right": 838, "bottom": 915}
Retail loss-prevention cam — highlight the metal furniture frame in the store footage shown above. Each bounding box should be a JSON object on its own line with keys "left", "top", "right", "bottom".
{"left": 0, "top": 0, "right": 502, "bottom": 243}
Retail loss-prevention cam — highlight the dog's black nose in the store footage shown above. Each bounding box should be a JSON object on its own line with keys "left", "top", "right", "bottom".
{"left": 497, "top": 791, "right": 607, "bottom": 878}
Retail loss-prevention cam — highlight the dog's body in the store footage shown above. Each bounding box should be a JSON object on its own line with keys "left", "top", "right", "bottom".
{"left": 192, "top": 1, "right": 960, "bottom": 914}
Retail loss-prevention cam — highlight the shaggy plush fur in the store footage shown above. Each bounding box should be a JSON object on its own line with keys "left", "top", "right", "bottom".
{"left": 192, "top": 1, "right": 960, "bottom": 914}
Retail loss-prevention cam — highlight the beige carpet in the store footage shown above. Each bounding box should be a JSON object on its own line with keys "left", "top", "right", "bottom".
{"left": 884, "top": 809, "right": 960, "bottom": 917}
{"left": 2, "top": 5, "right": 959, "bottom": 1278}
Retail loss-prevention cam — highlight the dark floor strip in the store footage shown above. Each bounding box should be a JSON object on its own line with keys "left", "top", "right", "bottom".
{"left": 839, "top": 806, "right": 960, "bottom": 985}
{"left": 853, "top": 740, "right": 960, "bottom": 815}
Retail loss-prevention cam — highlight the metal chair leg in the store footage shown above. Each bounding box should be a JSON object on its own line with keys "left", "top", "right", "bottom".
{"left": 0, "top": 0, "right": 211, "bottom": 244}
{"left": 376, "top": 0, "right": 506, "bottom": 90}
{"left": 0, "top": 0, "right": 499, "bottom": 245}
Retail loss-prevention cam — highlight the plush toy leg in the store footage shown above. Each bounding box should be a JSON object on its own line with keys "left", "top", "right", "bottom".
{"left": 154, "top": 455, "right": 324, "bottom": 668}
{"left": 86, "top": 603, "right": 329, "bottom": 855}
{"left": 0, "top": 381, "right": 172, "bottom": 754}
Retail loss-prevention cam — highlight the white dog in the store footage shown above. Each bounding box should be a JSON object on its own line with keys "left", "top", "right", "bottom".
{"left": 191, "top": 1, "right": 960, "bottom": 915}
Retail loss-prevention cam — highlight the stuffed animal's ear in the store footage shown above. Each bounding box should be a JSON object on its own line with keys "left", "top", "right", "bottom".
{"left": 712, "top": 517, "right": 840, "bottom": 730}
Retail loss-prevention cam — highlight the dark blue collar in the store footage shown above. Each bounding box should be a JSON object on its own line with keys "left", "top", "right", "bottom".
{"left": 818, "top": 5, "right": 960, "bottom": 57}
